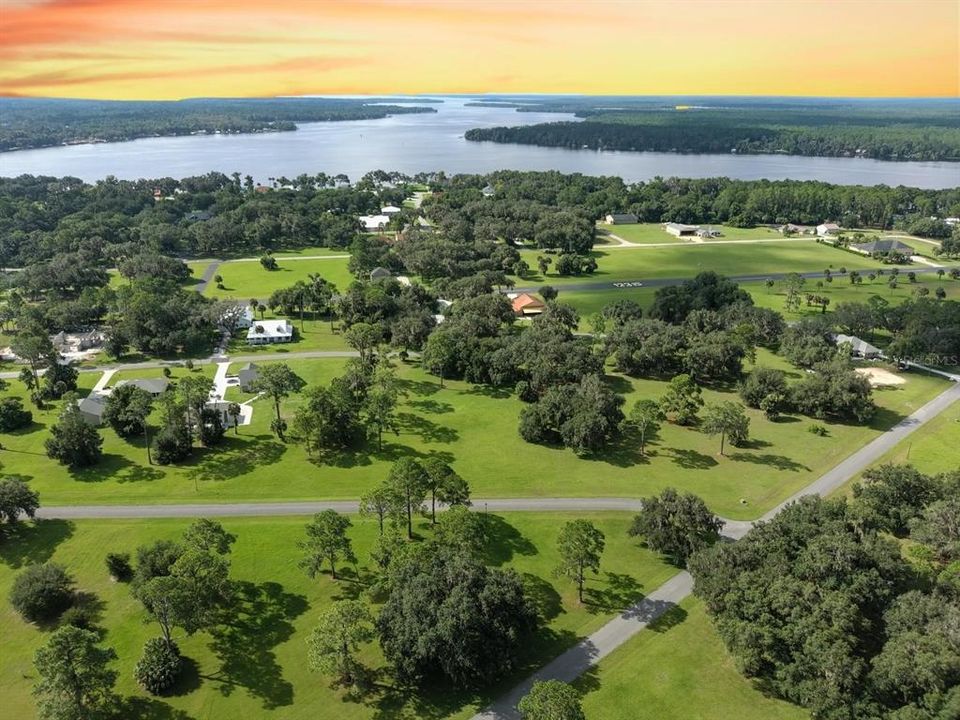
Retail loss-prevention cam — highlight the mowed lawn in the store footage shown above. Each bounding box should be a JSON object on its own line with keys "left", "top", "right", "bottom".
{"left": 577, "top": 598, "right": 808, "bottom": 720}
{"left": 204, "top": 256, "right": 353, "bottom": 301}
{"left": 0, "top": 512, "right": 677, "bottom": 720}
{"left": 0, "top": 353, "right": 949, "bottom": 518}
{"left": 226, "top": 310, "right": 351, "bottom": 354}
{"left": 560, "top": 274, "right": 960, "bottom": 329}
{"left": 516, "top": 241, "right": 886, "bottom": 287}
{"left": 863, "top": 397, "right": 960, "bottom": 476}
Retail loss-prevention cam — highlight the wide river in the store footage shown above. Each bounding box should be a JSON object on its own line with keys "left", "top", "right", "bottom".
{"left": 1, "top": 97, "right": 958, "bottom": 188}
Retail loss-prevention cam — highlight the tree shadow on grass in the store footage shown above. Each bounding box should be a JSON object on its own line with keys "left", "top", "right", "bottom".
{"left": 116, "top": 697, "right": 196, "bottom": 720}
{"left": 866, "top": 404, "right": 908, "bottom": 432}
{"left": 365, "top": 671, "right": 486, "bottom": 720}
{"left": 667, "top": 448, "right": 718, "bottom": 470}
{"left": 585, "top": 430, "right": 652, "bottom": 468}
{"left": 521, "top": 572, "right": 564, "bottom": 622}
{"left": 205, "top": 580, "right": 308, "bottom": 709}
{"left": 396, "top": 412, "right": 459, "bottom": 444}
{"left": 0, "top": 519, "right": 74, "bottom": 568}
{"left": 165, "top": 654, "right": 202, "bottom": 697}
{"left": 397, "top": 378, "right": 441, "bottom": 398}
{"left": 584, "top": 572, "right": 644, "bottom": 614}
{"left": 647, "top": 603, "right": 689, "bottom": 633}
{"left": 407, "top": 399, "right": 454, "bottom": 414}
{"left": 726, "top": 452, "right": 809, "bottom": 472}
{"left": 184, "top": 437, "right": 286, "bottom": 484}
{"left": 481, "top": 514, "right": 537, "bottom": 565}
{"left": 464, "top": 384, "right": 512, "bottom": 399}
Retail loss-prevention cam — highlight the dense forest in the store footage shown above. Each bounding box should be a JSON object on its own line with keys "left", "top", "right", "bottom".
{"left": 691, "top": 466, "right": 960, "bottom": 720}
{"left": 464, "top": 99, "right": 960, "bottom": 161}
{"left": 1, "top": 170, "right": 958, "bottom": 269}
{"left": 0, "top": 98, "right": 438, "bottom": 152}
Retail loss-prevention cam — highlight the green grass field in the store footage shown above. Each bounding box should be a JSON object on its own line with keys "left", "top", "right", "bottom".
{"left": 226, "top": 311, "right": 350, "bottom": 354}
{"left": 559, "top": 273, "right": 960, "bottom": 328}
{"left": 517, "top": 241, "right": 886, "bottom": 287}
{"left": 0, "top": 354, "right": 948, "bottom": 518}
{"left": 0, "top": 512, "right": 677, "bottom": 720}
{"left": 577, "top": 597, "right": 808, "bottom": 720}
{"left": 863, "top": 396, "right": 960, "bottom": 476}
{"left": 204, "top": 257, "right": 353, "bottom": 300}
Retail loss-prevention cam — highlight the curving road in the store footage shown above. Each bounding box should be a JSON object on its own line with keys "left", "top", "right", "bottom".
{"left": 470, "top": 380, "right": 960, "bottom": 720}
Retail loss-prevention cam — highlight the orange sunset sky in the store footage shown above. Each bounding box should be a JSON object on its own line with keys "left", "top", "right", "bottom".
{"left": 1, "top": 0, "right": 957, "bottom": 99}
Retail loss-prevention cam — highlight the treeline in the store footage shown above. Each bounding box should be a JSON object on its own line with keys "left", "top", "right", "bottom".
{"left": 0, "top": 171, "right": 411, "bottom": 267}
{"left": 691, "top": 465, "right": 960, "bottom": 720}
{"left": 3, "top": 171, "right": 959, "bottom": 270}
{"left": 0, "top": 98, "right": 437, "bottom": 152}
{"left": 422, "top": 171, "right": 960, "bottom": 230}
{"left": 465, "top": 105, "right": 960, "bottom": 161}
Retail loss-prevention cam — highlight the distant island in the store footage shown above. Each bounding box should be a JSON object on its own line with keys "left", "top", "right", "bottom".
{"left": 464, "top": 97, "right": 960, "bottom": 162}
{"left": 0, "top": 97, "right": 439, "bottom": 152}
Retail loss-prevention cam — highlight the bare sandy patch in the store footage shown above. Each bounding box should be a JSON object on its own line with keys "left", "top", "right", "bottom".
{"left": 855, "top": 367, "right": 906, "bottom": 387}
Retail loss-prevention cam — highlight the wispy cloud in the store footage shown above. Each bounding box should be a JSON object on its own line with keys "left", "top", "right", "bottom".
{"left": 0, "top": 0, "right": 955, "bottom": 98}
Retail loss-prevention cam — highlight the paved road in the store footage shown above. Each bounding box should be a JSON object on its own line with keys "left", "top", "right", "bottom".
{"left": 36, "top": 497, "right": 756, "bottom": 538}
{"left": 514, "top": 265, "right": 948, "bottom": 294}
{"left": 0, "top": 350, "right": 360, "bottom": 381}
{"left": 472, "top": 381, "right": 960, "bottom": 720}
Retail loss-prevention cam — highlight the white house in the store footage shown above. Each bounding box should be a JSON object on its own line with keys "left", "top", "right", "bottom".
{"left": 605, "top": 213, "right": 638, "bottom": 225}
{"left": 696, "top": 227, "right": 722, "bottom": 238}
{"left": 817, "top": 222, "right": 841, "bottom": 237}
{"left": 481, "top": 184, "right": 495, "bottom": 198}
{"left": 381, "top": 205, "right": 402, "bottom": 217}
{"left": 247, "top": 319, "right": 294, "bottom": 345}
{"left": 358, "top": 214, "right": 390, "bottom": 232}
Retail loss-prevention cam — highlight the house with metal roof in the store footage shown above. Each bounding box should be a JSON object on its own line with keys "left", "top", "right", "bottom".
{"left": 834, "top": 334, "right": 882, "bottom": 359}
{"left": 114, "top": 378, "right": 170, "bottom": 396}
{"left": 247, "top": 319, "right": 294, "bottom": 345}
{"left": 77, "top": 392, "right": 108, "bottom": 426}
{"left": 664, "top": 222, "right": 699, "bottom": 237}
{"left": 850, "top": 238, "right": 914, "bottom": 256}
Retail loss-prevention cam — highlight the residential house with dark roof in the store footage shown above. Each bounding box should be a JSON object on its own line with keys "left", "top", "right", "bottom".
{"left": 605, "top": 213, "right": 638, "bottom": 225}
